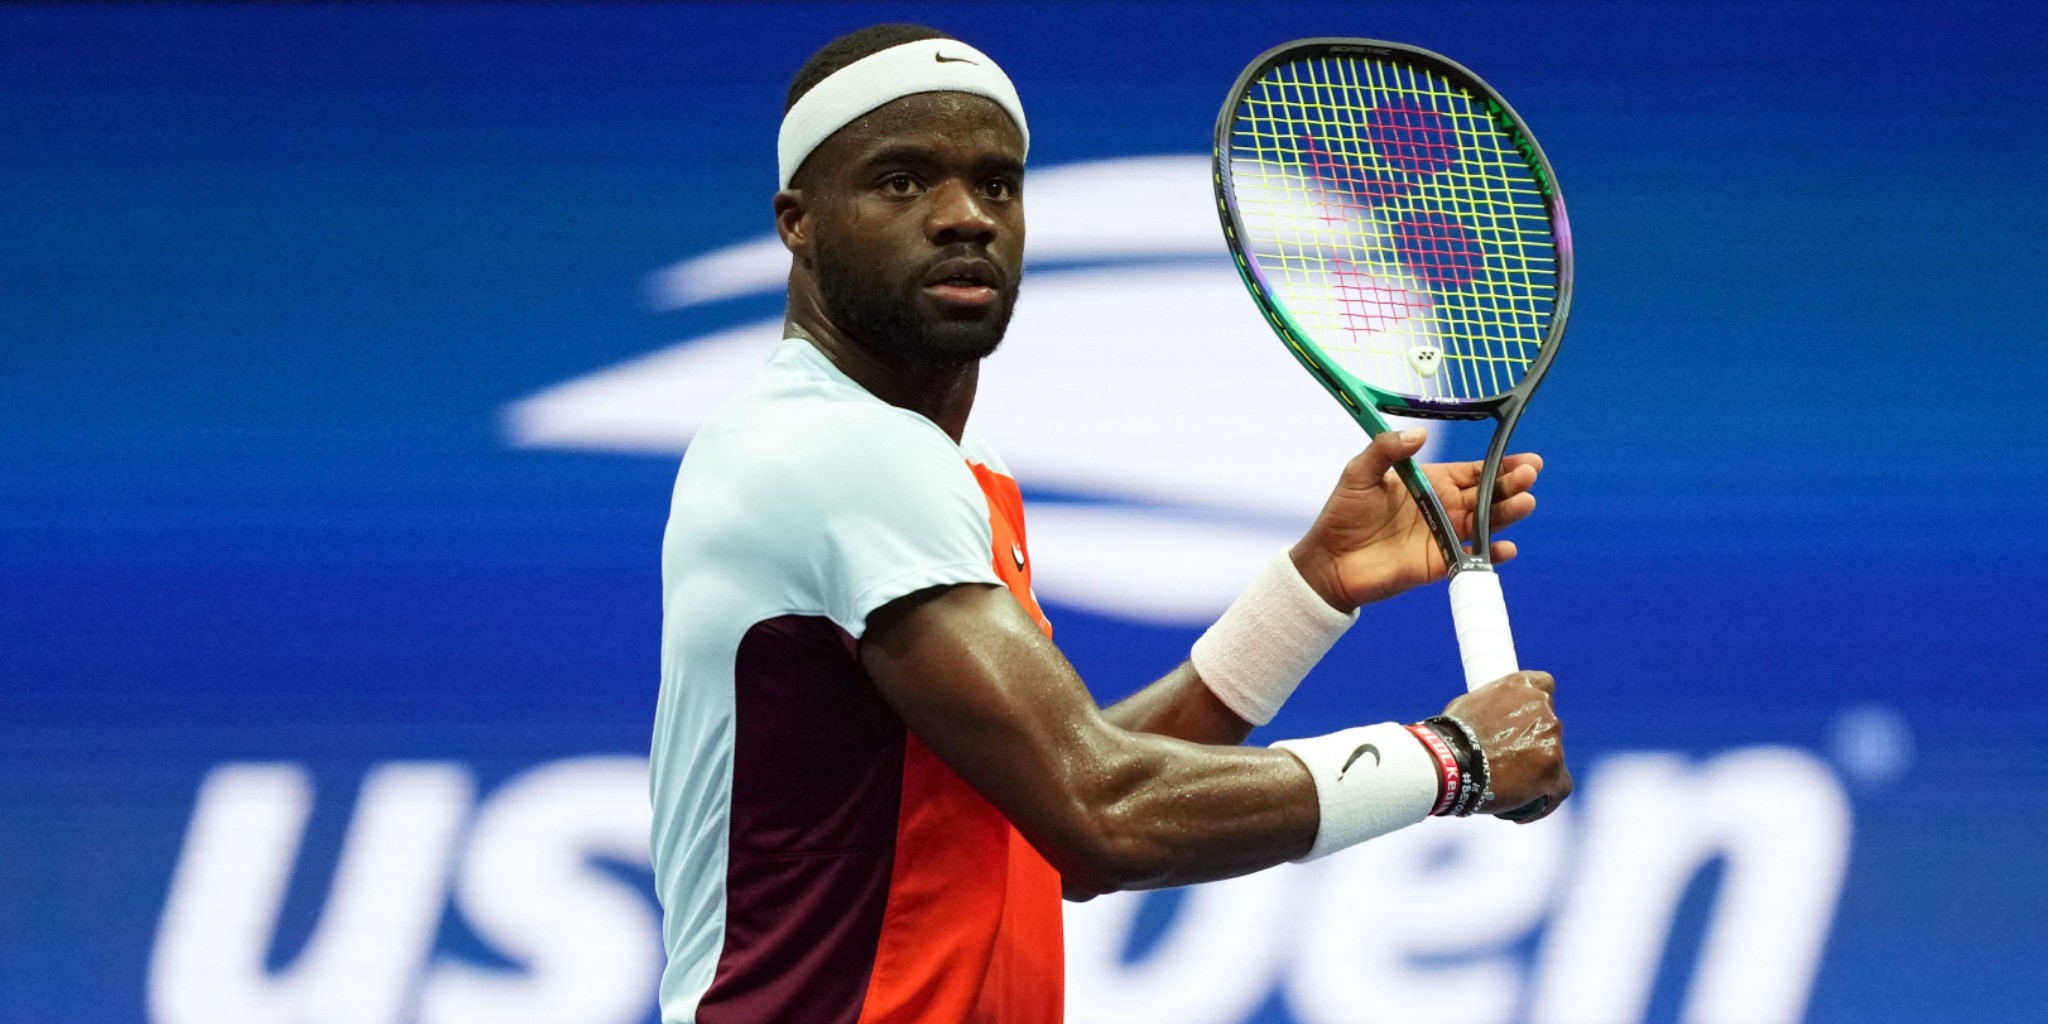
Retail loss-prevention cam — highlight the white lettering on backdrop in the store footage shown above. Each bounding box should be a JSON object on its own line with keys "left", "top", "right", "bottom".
{"left": 149, "top": 749, "right": 1850, "bottom": 1024}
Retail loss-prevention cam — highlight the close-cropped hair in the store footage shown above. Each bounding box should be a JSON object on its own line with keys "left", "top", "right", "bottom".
{"left": 784, "top": 23, "right": 954, "bottom": 113}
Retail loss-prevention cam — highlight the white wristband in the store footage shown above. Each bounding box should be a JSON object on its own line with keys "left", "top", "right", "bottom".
{"left": 1272, "top": 723, "right": 1438, "bottom": 861}
{"left": 1190, "top": 550, "right": 1357, "bottom": 726}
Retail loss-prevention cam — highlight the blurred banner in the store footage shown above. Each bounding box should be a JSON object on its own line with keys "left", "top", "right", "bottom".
{"left": 3, "top": 3, "right": 2043, "bottom": 1023}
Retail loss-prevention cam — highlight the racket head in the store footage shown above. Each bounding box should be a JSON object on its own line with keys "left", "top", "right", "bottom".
{"left": 1213, "top": 38, "right": 1573, "bottom": 426}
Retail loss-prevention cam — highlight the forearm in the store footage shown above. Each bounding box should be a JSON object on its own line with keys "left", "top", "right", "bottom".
{"left": 1049, "top": 730, "right": 1316, "bottom": 893}
{"left": 1100, "top": 547, "right": 1359, "bottom": 746}
{"left": 1099, "top": 661, "right": 1255, "bottom": 746}
{"left": 1052, "top": 714, "right": 1458, "bottom": 894}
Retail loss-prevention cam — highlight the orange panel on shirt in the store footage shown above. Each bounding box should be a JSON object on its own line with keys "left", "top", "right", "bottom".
{"left": 851, "top": 463, "right": 1064, "bottom": 1024}
{"left": 968, "top": 462, "right": 1064, "bottom": 1022}
{"left": 971, "top": 462, "right": 1052, "bottom": 637}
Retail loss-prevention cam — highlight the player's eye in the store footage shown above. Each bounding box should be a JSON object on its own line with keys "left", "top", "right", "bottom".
{"left": 879, "top": 173, "right": 923, "bottom": 196}
{"left": 980, "top": 178, "right": 1018, "bottom": 201}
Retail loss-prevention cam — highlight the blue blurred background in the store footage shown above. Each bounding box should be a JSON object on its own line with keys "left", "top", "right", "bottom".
{"left": 3, "top": 3, "right": 2043, "bottom": 1022}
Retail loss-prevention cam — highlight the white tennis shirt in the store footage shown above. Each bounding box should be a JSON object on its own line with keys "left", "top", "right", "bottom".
{"left": 651, "top": 336, "right": 1064, "bottom": 1023}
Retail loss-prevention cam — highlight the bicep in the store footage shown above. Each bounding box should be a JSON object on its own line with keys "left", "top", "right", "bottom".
{"left": 860, "top": 582, "right": 1118, "bottom": 843}
{"left": 859, "top": 583, "right": 1318, "bottom": 892}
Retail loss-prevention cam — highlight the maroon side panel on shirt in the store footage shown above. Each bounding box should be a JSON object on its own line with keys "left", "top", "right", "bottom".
{"left": 698, "top": 616, "right": 907, "bottom": 1024}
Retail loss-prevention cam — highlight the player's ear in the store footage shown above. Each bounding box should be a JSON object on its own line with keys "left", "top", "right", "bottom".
{"left": 773, "top": 189, "right": 814, "bottom": 260}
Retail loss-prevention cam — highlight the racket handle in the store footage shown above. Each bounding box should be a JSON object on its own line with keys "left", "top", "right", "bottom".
{"left": 1449, "top": 568, "right": 1519, "bottom": 692}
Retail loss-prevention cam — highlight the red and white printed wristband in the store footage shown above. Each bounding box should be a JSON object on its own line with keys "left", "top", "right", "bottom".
{"left": 1404, "top": 723, "right": 1463, "bottom": 817}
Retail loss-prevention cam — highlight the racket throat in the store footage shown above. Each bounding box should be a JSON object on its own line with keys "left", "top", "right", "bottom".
{"left": 1470, "top": 397, "right": 1531, "bottom": 555}
{"left": 1452, "top": 553, "right": 1493, "bottom": 576}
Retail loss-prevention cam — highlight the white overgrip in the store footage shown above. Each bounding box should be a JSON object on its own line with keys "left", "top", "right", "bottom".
{"left": 1448, "top": 568, "right": 1519, "bottom": 692}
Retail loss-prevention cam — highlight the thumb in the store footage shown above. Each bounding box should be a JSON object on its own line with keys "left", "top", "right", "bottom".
{"left": 1353, "top": 428, "right": 1427, "bottom": 481}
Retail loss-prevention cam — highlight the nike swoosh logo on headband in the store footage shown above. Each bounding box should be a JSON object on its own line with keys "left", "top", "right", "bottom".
{"left": 934, "top": 52, "right": 978, "bottom": 64}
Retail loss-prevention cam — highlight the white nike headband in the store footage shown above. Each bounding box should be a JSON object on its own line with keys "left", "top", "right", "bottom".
{"left": 776, "top": 38, "right": 1030, "bottom": 190}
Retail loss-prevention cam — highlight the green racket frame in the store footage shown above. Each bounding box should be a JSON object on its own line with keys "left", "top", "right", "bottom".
{"left": 1211, "top": 37, "right": 1574, "bottom": 574}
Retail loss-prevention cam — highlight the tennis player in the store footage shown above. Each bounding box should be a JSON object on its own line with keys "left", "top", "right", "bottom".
{"left": 651, "top": 24, "right": 1571, "bottom": 1024}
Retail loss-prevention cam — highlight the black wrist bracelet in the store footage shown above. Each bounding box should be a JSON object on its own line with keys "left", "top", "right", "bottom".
{"left": 1424, "top": 715, "right": 1490, "bottom": 816}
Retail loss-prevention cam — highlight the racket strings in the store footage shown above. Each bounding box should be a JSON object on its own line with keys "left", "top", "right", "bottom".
{"left": 1227, "top": 55, "right": 1557, "bottom": 402}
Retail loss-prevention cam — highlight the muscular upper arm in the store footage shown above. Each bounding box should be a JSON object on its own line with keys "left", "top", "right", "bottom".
{"left": 859, "top": 582, "right": 1318, "bottom": 893}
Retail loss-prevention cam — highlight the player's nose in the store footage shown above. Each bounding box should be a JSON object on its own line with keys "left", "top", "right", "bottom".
{"left": 925, "top": 178, "right": 1000, "bottom": 246}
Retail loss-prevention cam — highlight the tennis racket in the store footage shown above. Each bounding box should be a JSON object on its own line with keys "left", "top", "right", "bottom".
{"left": 1212, "top": 38, "right": 1571, "bottom": 693}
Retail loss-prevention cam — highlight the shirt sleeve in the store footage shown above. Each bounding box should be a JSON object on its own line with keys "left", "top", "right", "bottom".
{"left": 796, "top": 407, "right": 1003, "bottom": 638}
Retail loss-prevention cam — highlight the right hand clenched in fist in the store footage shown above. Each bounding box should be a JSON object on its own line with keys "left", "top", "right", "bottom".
{"left": 1442, "top": 670, "right": 1572, "bottom": 823}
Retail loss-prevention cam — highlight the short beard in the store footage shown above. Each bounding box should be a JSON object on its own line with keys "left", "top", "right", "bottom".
{"left": 813, "top": 238, "right": 1016, "bottom": 372}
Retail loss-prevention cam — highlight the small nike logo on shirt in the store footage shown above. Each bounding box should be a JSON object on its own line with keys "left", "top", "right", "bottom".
{"left": 1011, "top": 543, "right": 1025, "bottom": 571}
{"left": 935, "top": 52, "right": 978, "bottom": 64}
{"left": 1338, "top": 743, "right": 1380, "bottom": 779}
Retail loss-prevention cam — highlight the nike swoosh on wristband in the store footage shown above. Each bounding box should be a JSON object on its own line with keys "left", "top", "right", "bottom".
{"left": 934, "top": 52, "right": 978, "bottom": 64}
{"left": 1337, "top": 743, "right": 1380, "bottom": 779}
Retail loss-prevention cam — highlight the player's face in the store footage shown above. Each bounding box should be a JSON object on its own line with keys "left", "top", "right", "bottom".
{"left": 802, "top": 93, "right": 1026, "bottom": 369}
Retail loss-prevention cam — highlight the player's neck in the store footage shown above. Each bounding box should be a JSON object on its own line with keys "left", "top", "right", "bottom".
{"left": 786, "top": 316, "right": 978, "bottom": 444}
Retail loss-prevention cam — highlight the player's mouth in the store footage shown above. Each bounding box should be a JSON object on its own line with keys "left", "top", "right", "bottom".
{"left": 920, "top": 258, "right": 1003, "bottom": 307}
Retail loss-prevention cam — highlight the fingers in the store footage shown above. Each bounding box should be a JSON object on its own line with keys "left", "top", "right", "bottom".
{"left": 1375, "top": 428, "right": 1428, "bottom": 464}
{"left": 1451, "top": 489, "right": 1534, "bottom": 544}
{"left": 1489, "top": 491, "right": 1537, "bottom": 531}
{"left": 1440, "top": 452, "right": 1542, "bottom": 492}
{"left": 1442, "top": 459, "right": 1483, "bottom": 489}
{"left": 1471, "top": 668, "right": 1552, "bottom": 694}
{"left": 1484, "top": 464, "right": 1540, "bottom": 531}
{"left": 1493, "top": 460, "right": 1539, "bottom": 499}
{"left": 1487, "top": 539, "right": 1517, "bottom": 565}
{"left": 1350, "top": 428, "right": 1428, "bottom": 484}
{"left": 1435, "top": 456, "right": 1543, "bottom": 540}
{"left": 1466, "top": 460, "right": 1540, "bottom": 539}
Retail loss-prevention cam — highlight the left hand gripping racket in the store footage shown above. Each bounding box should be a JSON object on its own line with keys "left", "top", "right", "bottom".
{"left": 1213, "top": 38, "right": 1572, "bottom": 693}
